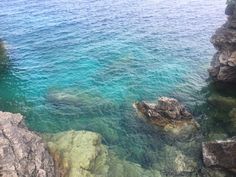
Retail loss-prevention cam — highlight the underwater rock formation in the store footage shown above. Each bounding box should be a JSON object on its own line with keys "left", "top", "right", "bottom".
{"left": 45, "top": 130, "right": 162, "bottom": 177}
{"left": 47, "top": 89, "right": 116, "bottom": 117}
{"left": 0, "top": 40, "right": 8, "bottom": 72}
{"left": 0, "top": 111, "right": 56, "bottom": 177}
{"left": 208, "top": 0, "right": 236, "bottom": 82}
{"left": 202, "top": 138, "right": 236, "bottom": 174}
{"left": 208, "top": 94, "right": 236, "bottom": 110}
{"left": 133, "top": 97, "right": 199, "bottom": 135}
{"left": 153, "top": 145, "right": 197, "bottom": 175}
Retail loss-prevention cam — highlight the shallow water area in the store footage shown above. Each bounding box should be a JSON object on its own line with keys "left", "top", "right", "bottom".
{"left": 0, "top": 0, "right": 232, "bottom": 176}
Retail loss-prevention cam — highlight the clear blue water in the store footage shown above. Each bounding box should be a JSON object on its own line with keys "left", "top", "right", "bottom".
{"left": 0, "top": 0, "right": 228, "bottom": 174}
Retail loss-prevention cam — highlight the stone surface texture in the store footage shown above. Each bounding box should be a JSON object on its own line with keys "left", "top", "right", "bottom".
{"left": 0, "top": 111, "right": 56, "bottom": 177}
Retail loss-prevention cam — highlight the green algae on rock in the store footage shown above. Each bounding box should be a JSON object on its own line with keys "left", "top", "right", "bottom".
{"left": 208, "top": 94, "right": 236, "bottom": 110}
{"left": 133, "top": 97, "right": 199, "bottom": 135}
{"left": 44, "top": 130, "right": 162, "bottom": 177}
{"left": 44, "top": 130, "right": 109, "bottom": 177}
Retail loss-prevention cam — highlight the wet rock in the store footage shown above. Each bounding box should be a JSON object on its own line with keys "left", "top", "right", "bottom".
{"left": 44, "top": 130, "right": 162, "bottom": 177}
{"left": 209, "top": 0, "right": 236, "bottom": 82}
{"left": 133, "top": 97, "right": 199, "bottom": 135}
{"left": 45, "top": 130, "right": 109, "bottom": 177}
{"left": 0, "top": 111, "right": 56, "bottom": 177}
{"left": 225, "top": 4, "right": 235, "bottom": 16}
{"left": 202, "top": 138, "right": 236, "bottom": 173}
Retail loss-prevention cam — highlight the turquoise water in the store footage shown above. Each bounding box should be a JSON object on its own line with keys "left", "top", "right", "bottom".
{"left": 0, "top": 0, "right": 229, "bottom": 175}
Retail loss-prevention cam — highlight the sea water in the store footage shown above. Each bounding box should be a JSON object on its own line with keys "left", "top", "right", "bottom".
{"left": 0, "top": 0, "right": 228, "bottom": 175}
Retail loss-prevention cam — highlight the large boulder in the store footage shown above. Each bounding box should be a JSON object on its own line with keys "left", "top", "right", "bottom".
{"left": 133, "top": 97, "right": 199, "bottom": 135}
{"left": 202, "top": 138, "right": 236, "bottom": 173}
{"left": 0, "top": 111, "right": 56, "bottom": 177}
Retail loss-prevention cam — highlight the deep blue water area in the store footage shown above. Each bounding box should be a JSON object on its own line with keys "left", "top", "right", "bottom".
{"left": 0, "top": 0, "right": 228, "bottom": 174}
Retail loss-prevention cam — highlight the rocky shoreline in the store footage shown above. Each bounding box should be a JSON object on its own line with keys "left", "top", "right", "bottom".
{"left": 0, "top": 111, "right": 56, "bottom": 177}
{"left": 1, "top": 0, "right": 236, "bottom": 177}
{"left": 208, "top": 0, "right": 236, "bottom": 82}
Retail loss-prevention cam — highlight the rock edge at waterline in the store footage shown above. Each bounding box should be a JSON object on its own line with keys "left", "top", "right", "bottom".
{"left": 0, "top": 111, "right": 56, "bottom": 177}
{"left": 133, "top": 97, "right": 199, "bottom": 135}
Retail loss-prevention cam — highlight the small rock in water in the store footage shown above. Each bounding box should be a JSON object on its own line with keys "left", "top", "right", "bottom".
{"left": 202, "top": 138, "right": 236, "bottom": 174}
{"left": 133, "top": 97, "right": 199, "bottom": 135}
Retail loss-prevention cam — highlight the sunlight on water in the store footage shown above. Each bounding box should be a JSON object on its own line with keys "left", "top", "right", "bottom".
{"left": 0, "top": 0, "right": 230, "bottom": 176}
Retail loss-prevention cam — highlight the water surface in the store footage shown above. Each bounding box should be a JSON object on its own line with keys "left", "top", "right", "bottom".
{"left": 0, "top": 0, "right": 228, "bottom": 175}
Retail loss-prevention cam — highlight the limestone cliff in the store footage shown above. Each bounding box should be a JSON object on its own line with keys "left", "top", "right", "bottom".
{"left": 0, "top": 111, "right": 56, "bottom": 177}
{"left": 209, "top": 0, "right": 236, "bottom": 82}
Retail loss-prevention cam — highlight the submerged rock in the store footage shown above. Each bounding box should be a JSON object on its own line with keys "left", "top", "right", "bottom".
{"left": 200, "top": 168, "right": 232, "bottom": 177}
{"left": 202, "top": 138, "right": 236, "bottom": 174}
{"left": 44, "top": 130, "right": 162, "bottom": 177}
{"left": 47, "top": 89, "right": 116, "bottom": 116}
{"left": 208, "top": 94, "right": 236, "bottom": 110}
{"left": 153, "top": 145, "right": 197, "bottom": 176}
{"left": 209, "top": 0, "right": 236, "bottom": 82}
{"left": 133, "top": 97, "right": 199, "bottom": 135}
{"left": 0, "top": 40, "right": 8, "bottom": 72}
{"left": 229, "top": 108, "right": 236, "bottom": 127}
{"left": 45, "top": 130, "right": 109, "bottom": 177}
{"left": 0, "top": 111, "right": 56, "bottom": 177}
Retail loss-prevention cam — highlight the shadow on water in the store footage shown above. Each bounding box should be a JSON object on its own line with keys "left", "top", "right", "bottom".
{"left": 0, "top": 39, "right": 26, "bottom": 113}
{"left": 194, "top": 81, "right": 236, "bottom": 138}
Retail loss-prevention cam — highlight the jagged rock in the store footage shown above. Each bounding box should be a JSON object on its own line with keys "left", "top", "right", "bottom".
{"left": 202, "top": 138, "right": 236, "bottom": 173}
{"left": 225, "top": 4, "right": 235, "bottom": 16}
{"left": 209, "top": 1, "right": 236, "bottom": 82}
{"left": 0, "top": 111, "right": 56, "bottom": 177}
{"left": 44, "top": 130, "right": 162, "bottom": 177}
{"left": 133, "top": 97, "right": 199, "bottom": 135}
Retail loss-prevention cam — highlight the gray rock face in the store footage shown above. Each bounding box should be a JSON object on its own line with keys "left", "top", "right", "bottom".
{"left": 209, "top": 1, "right": 236, "bottom": 82}
{"left": 0, "top": 111, "right": 56, "bottom": 177}
{"left": 202, "top": 138, "right": 236, "bottom": 173}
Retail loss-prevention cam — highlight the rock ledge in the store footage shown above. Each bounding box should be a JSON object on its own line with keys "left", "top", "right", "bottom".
{"left": 0, "top": 111, "right": 56, "bottom": 177}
